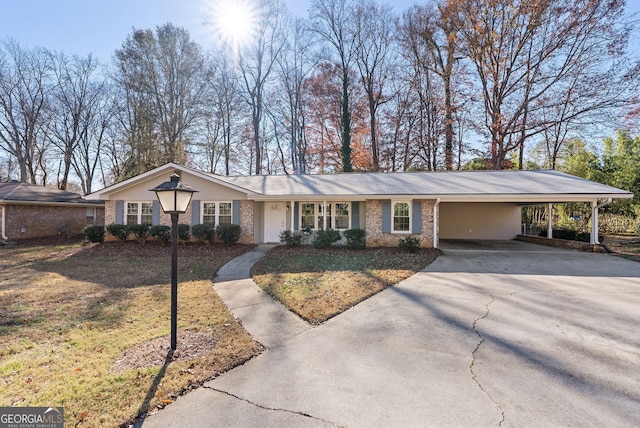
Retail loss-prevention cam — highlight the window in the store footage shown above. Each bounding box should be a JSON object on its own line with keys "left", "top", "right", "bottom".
{"left": 202, "top": 202, "right": 216, "bottom": 225}
{"left": 219, "top": 202, "right": 232, "bottom": 225}
{"left": 201, "top": 201, "right": 233, "bottom": 226}
{"left": 334, "top": 203, "right": 350, "bottom": 230}
{"left": 299, "top": 202, "right": 351, "bottom": 230}
{"left": 301, "top": 203, "right": 315, "bottom": 229}
{"left": 86, "top": 207, "right": 96, "bottom": 224}
{"left": 126, "top": 202, "right": 153, "bottom": 225}
{"left": 392, "top": 201, "right": 411, "bottom": 233}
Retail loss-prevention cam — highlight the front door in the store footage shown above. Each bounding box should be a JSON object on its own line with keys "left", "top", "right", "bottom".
{"left": 265, "top": 202, "right": 286, "bottom": 243}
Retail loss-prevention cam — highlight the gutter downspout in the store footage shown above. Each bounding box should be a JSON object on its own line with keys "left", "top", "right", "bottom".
{"left": 591, "top": 198, "right": 612, "bottom": 245}
{"left": 547, "top": 203, "right": 553, "bottom": 239}
{"left": 433, "top": 198, "right": 440, "bottom": 249}
{"left": 1, "top": 206, "right": 8, "bottom": 240}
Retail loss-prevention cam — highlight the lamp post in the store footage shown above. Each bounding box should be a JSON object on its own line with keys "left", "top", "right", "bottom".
{"left": 152, "top": 173, "right": 197, "bottom": 350}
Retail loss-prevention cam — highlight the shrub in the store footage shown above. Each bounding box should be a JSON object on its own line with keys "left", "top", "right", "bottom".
{"left": 192, "top": 224, "right": 216, "bottom": 244}
{"left": 149, "top": 225, "right": 171, "bottom": 245}
{"left": 538, "top": 228, "right": 579, "bottom": 241}
{"left": 106, "top": 224, "right": 128, "bottom": 242}
{"left": 343, "top": 228, "right": 366, "bottom": 249}
{"left": 279, "top": 229, "right": 302, "bottom": 247}
{"left": 178, "top": 224, "right": 191, "bottom": 242}
{"left": 313, "top": 229, "right": 341, "bottom": 249}
{"left": 84, "top": 225, "right": 105, "bottom": 243}
{"left": 398, "top": 236, "right": 421, "bottom": 252}
{"left": 126, "top": 224, "right": 150, "bottom": 243}
{"left": 216, "top": 224, "right": 242, "bottom": 246}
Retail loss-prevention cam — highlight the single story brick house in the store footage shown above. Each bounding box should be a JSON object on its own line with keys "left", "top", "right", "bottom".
{"left": 85, "top": 162, "right": 632, "bottom": 248}
{"left": 1, "top": 181, "right": 105, "bottom": 241}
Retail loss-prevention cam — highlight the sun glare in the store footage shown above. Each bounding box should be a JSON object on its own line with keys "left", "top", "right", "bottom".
{"left": 210, "top": 0, "right": 257, "bottom": 52}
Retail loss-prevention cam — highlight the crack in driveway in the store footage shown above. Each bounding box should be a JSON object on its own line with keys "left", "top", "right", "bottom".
{"left": 205, "top": 386, "right": 344, "bottom": 427}
{"left": 471, "top": 296, "right": 506, "bottom": 426}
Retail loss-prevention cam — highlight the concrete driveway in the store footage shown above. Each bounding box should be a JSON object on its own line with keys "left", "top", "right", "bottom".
{"left": 145, "top": 241, "right": 640, "bottom": 427}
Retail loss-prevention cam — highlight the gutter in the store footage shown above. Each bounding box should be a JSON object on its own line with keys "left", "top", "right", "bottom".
{"left": 433, "top": 198, "right": 440, "bottom": 248}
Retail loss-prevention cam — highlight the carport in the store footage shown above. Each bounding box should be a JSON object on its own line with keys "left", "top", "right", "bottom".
{"left": 436, "top": 171, "right": 632, "bottom": 245}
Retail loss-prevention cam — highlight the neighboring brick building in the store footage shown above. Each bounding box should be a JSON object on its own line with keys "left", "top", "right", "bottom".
{"left": 0, "top": 181, "right": 104, "bottom": 241}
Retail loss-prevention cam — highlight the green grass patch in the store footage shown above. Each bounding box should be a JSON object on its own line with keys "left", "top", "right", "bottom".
{"left": 0, "top": 240, "right": 262, "bottom": 427}
{"left": 251, "top": 246, "right": 440, "bottom": 324}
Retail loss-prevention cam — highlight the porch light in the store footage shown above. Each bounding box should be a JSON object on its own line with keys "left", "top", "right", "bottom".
{"left": 151, "top": 173, "right": 197, "bottom": 351}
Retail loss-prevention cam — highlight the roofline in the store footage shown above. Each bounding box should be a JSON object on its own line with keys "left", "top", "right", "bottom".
{"left": 0, "top": 200, "right": 104, "bottom": 207}
{"left": 248, "top": 193, "right": 633, "bottom": 202}
{"left": 86, "top": 163, "right": 259, "bottom": 200}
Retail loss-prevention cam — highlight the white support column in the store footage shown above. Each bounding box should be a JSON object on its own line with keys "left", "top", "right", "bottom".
{"left": 290, "top": 200, "right": 295, "bottom": 231}
{"left": 591, "top": 201, "right": 598, "bottom": 245}
{"left": 547, "top": 203, "right": 553, "bottom": 239}
{"left": 433, "top": 198, "right": 440, "bottom": 248}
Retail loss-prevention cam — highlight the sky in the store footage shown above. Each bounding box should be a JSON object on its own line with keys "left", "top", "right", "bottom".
{"left": 2, "top": 0, "right": 638, "bottom": 63}
{"left": 0, "top": 0, "right": 418, "bottom": 62}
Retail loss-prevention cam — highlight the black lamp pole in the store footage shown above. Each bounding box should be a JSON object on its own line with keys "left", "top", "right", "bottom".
{"left": 170, "top": 212, "right": 179, "bottom": 350}
{"left": 151, "top": 173, "right": 196, "bottom": 352}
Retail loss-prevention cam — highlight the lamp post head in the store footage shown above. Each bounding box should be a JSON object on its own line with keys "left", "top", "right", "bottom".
{"left": 152, "top": 173, "right": 197, "bottom": 214}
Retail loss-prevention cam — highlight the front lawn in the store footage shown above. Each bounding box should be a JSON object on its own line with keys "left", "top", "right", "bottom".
{"left": 251, "top": 246, "right": 441, "bottom": 324}
{"left": 0, "top": 239, "right": 262, "bottom": 427}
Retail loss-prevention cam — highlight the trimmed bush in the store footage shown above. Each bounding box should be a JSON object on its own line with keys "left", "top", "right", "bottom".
{"left": 178, "top": 224, "right": 190, "bottom": 242}
{"left": 192, "top": 224, "right": 216, "bottom": 244}
{"left": 279, "top": 229, "right": 302, "bottom": 247}
{"left": 106, "top": 224, "right": 128, "bottom": 242}
{"left": 149, "top": 225, "right": 171, "bottom": 245}
{"left": 216, "top": 224, "right": 242, "bottom": 246}
{"left": 343, "top": 228, "right": 366, "bottom": 249}
{"left": 398, "top": 236, "right": 421, "bottom": 252}
{"left": 126, "top": 224, "right": 150, "bottom": 243}
{"left": 84, "top": 225, "right": 105, "bottom": 243}
{"left": 313, "top": 229, "right": 341, "bottom": 249}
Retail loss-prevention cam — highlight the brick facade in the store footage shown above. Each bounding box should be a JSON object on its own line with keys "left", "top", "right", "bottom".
{"left": 365, "top": 199, "right": 437, "bottom": 248}
{"left": 3, "top": 204, "right": 105, "bottom": 240}
{"left": 238, "top": 200, "right": 255, "bottom": 244}
{"left": 105, "top": 199, "right": 255, "bottom": 244}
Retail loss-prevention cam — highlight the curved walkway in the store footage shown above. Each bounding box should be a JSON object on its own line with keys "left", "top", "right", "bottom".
{"left": 212, "top": 244, "right": 311, "bottom": 349}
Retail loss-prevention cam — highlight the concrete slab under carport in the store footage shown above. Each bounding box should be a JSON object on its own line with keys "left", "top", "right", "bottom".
{"left": 438, "top": 238, "right": 563, "bottom": 252}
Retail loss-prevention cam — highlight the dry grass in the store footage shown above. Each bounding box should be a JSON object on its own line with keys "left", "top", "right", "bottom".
{"left": 0, "top": 239, "right": 262, "bottom": 427}
{"left": 605, "top": 234, "right": 640, "bottom": 262}
{"left": 251, "top": 246, "right": 441, "bottom": 324}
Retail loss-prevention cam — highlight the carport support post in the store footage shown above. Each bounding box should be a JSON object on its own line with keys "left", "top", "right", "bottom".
{"left": 591, "top": 198, "right": 612, "bottom": 245}
{"left": 547, "top": 203, "right": 553, "bottom": 239}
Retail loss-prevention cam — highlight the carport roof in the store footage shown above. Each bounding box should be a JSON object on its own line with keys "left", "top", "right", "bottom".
{"left": 215, "top": 168, "right": 632, "bottom": 202}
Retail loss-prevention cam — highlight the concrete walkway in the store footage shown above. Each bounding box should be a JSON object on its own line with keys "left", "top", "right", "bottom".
{"left": 212, "top": 244, "right": 311, "bottom": 349}
{"left": 140, "top": 241, "right": 640, "bottom": 427}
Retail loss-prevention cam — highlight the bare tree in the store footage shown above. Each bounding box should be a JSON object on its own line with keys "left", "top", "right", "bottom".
{"left": 453, "top": 0, "right": 638, "bottom": 169}
{"left": 274, "top": 17, "right": 317, "bottom": 174}
{"left": 234, "top": 0, "right": 288, "bottom": 175}
{"left": 49, "top": 52, "right": 110, "bottom": 191}
{"left": 0, "top": 39, "right": 53, "bottom": 184}
{"left": 352, "top": 0, "right": 396, "bottom": 171}
{"left": 310, "top": 0, "right": 360, "bottom": 172}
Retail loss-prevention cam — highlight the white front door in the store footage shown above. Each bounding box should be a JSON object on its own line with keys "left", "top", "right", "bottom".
{"left": 265, "top": 202, "right": 286, "bottom": 243}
